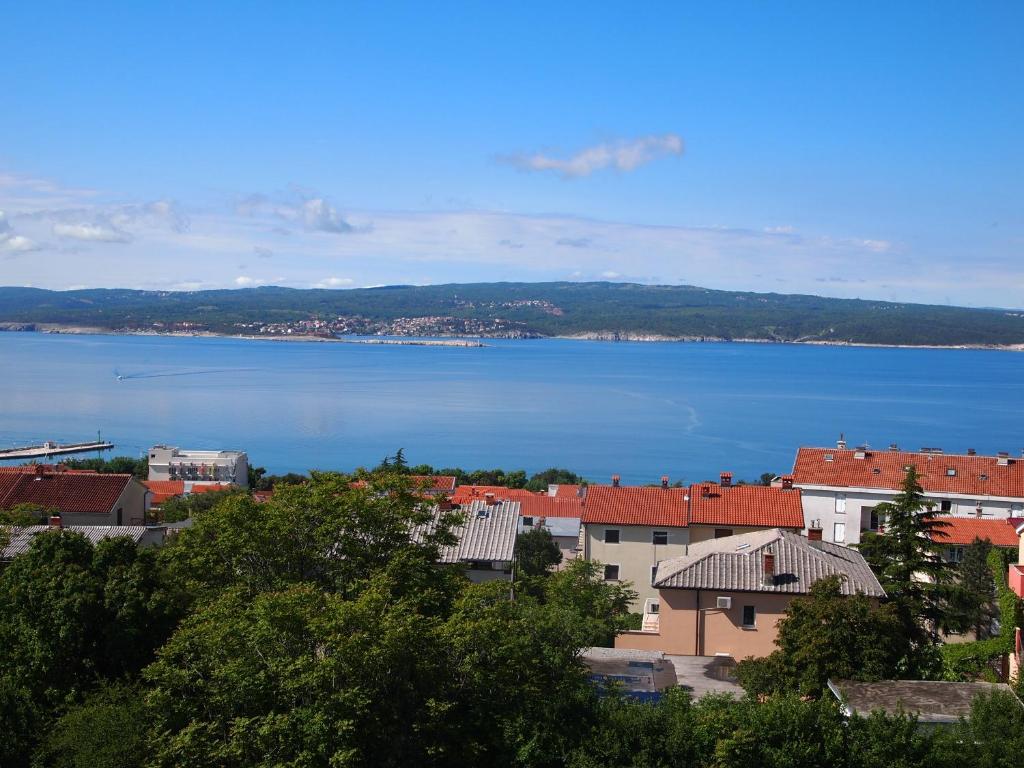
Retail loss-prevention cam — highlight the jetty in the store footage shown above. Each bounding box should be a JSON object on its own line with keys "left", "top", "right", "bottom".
{"left": 0, "top": 440, "right": 115, "bottom": 460}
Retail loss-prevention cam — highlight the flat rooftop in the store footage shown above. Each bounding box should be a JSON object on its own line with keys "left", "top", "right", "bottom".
{"left": 828, "top": 679, "right": 1019, "bottom": 723}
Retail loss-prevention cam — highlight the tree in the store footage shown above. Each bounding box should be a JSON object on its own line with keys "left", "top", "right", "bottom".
{"left": 946, "top": 538, "right": 998, "bottom": 639}
{"left": 736, "top": 576, "right": 907, "bottom": 696}
{"left": 158, "top": 488, "right": 239, "bottom": 523}
{"left": 541, "top": 559, "right": 637, "bottom": 647}
{"left": 247, "top": 464, "right": 266, "bottom": 489}
{"left": 516, "top": 527, "right": 563, "bottom": 578}
{"left": 857, "top": 466, "right": 950, "bottom": 675}
{"left": 759, "top": 472, "right": 776, "bottom": 486}
{"left": 31, "top": 682, "right": 148, "bottom": 768}
{"left": 61, "top": 456, "right": 148, "bottom": 479}
{"left": 525, "top": 468, "right": 583, "bottom": 492}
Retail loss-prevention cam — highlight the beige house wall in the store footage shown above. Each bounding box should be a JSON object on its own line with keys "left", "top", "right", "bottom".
{"left": 616, "top": 587, "right": 792, "bottom": 658}
{"left": 688, "top": 524, "right": 794, "bottom": 545}
{"left": 584, "top": 523, "right": 688, "bottom": 608}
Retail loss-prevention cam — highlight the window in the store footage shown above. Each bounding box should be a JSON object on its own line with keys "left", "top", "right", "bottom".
{"left": 864, "top": 506, "right": 882, "bottom": 531}
{"left": 940, "top": 500, "right": 952, "bottom": 513}
{"left": 835, "top": 493, "right": 847, "bottom": 514}
{"left": 651, "top": 565, "right": 659, "bottom": 584}
{"left": 946, "top": 468, "right": 957, "bottom": 477}
{"left": 824, "top": 453, "right": 834, "bottom": 462}
{"left": 742, "top": 605, "right": 756, "bottom": 628}
{"left": 834, "top": 522, "right": 846, "bottom": 543}
{"left": 604, "top": 529, "right": 620, "bottom": 544}
{"left": 714, "top": 528, "right": 734, "bottom": 539}
{"left": 652, "top": 530, "right": 668, "bottom": 545}
{"left": 603, "top": 564, "right": 620, "bottom": 581}
{"left": 1011, "top": 503, "right": 1023, "bottom": 515}
{"left": 522, "top": 516, "right": 534, "bottom": 527}
{"left": 947, "top": 547, "right": 964, "bottom": 564}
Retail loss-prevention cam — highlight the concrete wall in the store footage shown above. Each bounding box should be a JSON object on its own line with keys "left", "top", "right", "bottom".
{"left": 584, "top": 523, "right": 689, "bottom": 607}
{"left": 616, "top": 587, "right": 793, "bottom": 658}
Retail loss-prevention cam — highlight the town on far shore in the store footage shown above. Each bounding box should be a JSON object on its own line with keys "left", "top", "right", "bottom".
{"left": 3, "top": 437, "right": 1023, "bottom": 715}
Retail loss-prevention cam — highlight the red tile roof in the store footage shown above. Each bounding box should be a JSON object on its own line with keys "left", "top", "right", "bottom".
{"left": 688, "top": 483, "right": 805, "bottom": 529}
{"left": 144, "top": 480, "right": 185, "bottom": 505}
{"left": 412, "top": 475, "right": 457, "bottom": 493}
{"left": 580, "top": 485, "right": 688, "bottom": 527}
{"left": 0, "top": 469, "right": 133, "bottom": 514}
{"left": 451, "top": 485, "right": 541, "bottom": 504}
{"left": 932, "top": 517, "right": 1023, "bottom": 548}
{"left": 190, "top": 483, "right": 233, "bottom": 495}
{"left": 518, "top": 495, "right": 585, "bottom": 519}
{"left": 793, "top": 447, "right": 1024, "bottom": 498}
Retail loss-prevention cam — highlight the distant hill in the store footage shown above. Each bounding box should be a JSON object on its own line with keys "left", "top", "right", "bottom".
{"left": 1, "top": 282, "right": 1023, "bottom": 347}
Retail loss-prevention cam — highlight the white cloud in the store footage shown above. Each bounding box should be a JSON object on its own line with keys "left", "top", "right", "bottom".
{"left": 302, "top": 198, "right": 354, "bottom": 233}
{"left": 313, "top": 276, "right": 354, "bottom": 288}
{"left": 601, "top": 270, "right": 622, "bottom": 279}
{"left": 234, "top": 276, "right": 258, "bottom": 287}
{"left": 500, "top": 133, "right": 684, "bottom": 179}
{"left": 53, "top": 222, "right": 132, "bottom": 243}
{"left": 0, "top": 210, "right": 41, "bottom": 252}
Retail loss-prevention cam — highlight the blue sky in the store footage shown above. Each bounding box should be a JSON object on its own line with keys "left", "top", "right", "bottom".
{"left": 1, "top": 2, "right": 1022, "bottom": 306}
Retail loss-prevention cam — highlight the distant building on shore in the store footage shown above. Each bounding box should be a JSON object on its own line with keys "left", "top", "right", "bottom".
{"left": 148, "top": 446, "right": 249, "bottom": 488}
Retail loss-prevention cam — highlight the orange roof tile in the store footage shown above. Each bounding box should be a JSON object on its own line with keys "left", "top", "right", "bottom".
{"left": 144, "top": 480, "right": 185, "bottom": 505}
{"left": 190, "top": 483, "right": 233, "bottom": 495}
{"left": 451, "top": 485, "right": 541, "bottom": 504}
{"left": 932, "top": 517, "right": 1023, "bottom": 548}
{"left": 580, "top": 485, "right": 688, "bottom": 527}
{"left": 688, "top": 483, "right": 805, "bottom": 529}
{"left": 793, "top": 447, "right": 1024, "bottom": 498}
{"left": 518, "top": 495, "right": 585, "bottom": 519}
{"left": 552, "top": 484, "right": 583, "bottom": 498}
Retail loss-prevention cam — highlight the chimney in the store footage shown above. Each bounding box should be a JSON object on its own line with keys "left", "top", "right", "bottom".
{"left": 484, "top": 492, "right": 496, "bottom": 505}
{"left": 807, "top": 525, "right": 823, "bottom": 548}
{"left": 720, "top": 472, "right": 732, "bottom": 487}
{"left": 34, "top": 464, "right": 46, "bottom": 477}
{"left": 888, "top": 443, "right": 899, "bottom": 451}
{"left": 661, "top": 475, "right": 669, "bottom": 489}
{"left": 762, "top": 547, "right": 775, "bottom": 587}
{"left": 967, "top": 448, "right": 977, "bottom": 456}
{"left": 998, "top": 452, "right": 1010, "bottom": 466}
{"left": 837, "top": 433, "right": 847, "bottom": 450}
{"left": 438, "top": 498, "right": 453, "bottom": 511}
{"left": 854, "top": 446, "right": 867, "bottom": 460}
{"left": 49, "top": 515, "right": 62, "bottom": 530}
{"left": 611, "top": 475, "right": 620, "bottom": 488}
{"left": 781, "top": 475, "right": 794, "bottom": 490}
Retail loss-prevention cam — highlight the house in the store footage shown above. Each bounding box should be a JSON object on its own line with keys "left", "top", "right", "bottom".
{"left": 827, "top": 680, "right": 1020, "bottom": 726}
{"left": 615, "top": 528, "right": 885, "bottom": 658}
{"left": 148, "top": 446, "right": 250, "bottom": 488}
{"left": 143, "top": 480, "right": 235, "bottom": 514}
{"left": 580, "top": 474, "right": 805, "bottom": 608}
{"left": 451, "top": 484, "right": 539, "bottom": 504}
{"left": 518, "top": 494, "right": 585, "bottom": 567}
{"left": 416, "top": 498, "right": 520, "bottom": 583}
{"left": 0, "top": 465, "right": 149, "bottom": 525}
{"left": 932, "top": 516, "right": 1023, "bottom": 563}
{"left": 1, "top": 518, "right": 166, "bottom": 562}
{"left": 581, "top": 477, "right": 689, "bottom": 607}
{"left": 792, "top": 441, "right": 1024, "bottom": 547}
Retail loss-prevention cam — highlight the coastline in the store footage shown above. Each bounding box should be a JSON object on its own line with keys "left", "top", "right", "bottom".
{"left": 4, "top": 324, "right": 1022, "bottom": 351}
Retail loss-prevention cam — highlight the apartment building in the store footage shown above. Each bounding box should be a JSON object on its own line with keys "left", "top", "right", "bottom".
{"left": 148, "top": 445, "right": 249, "bottom": 488}
{"left": 792, "top": 442, "right": 1024, "bottom": 546}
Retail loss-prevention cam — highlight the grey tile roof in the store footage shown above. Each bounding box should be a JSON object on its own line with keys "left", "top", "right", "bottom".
{"left": 416, "top": 500, "right": 520, "bottom": 564}
{"left": 828, "top": 680, "right": 1019, "bottom": 723}
{"left": 1, "top": 525, "right": 151, "bottom": 559}
{"left": 654, "top": 528, "right": 885, "bottom": 597}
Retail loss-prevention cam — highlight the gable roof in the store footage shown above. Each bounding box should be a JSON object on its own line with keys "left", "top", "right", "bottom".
{"left": 793, "top": 447, "right": 1024, "bottom": 498}
{"left": 654, "top": 528, "right": 885, "bottom": 596}
{"left": 931, "top": 516, "right": 1023, "bottom": 548}
{"left": 688, "top": 484, "right": 804, "bottom": 528}
{"left": 518, "top": 494, "right": 585, "bottom": 519}
{"left": 415, "top": 499, "right": 520, "bottom": 564}
{"left": 580, "top": 485, "right": 688, "bottom": 527}
{"left": 1, "top": 525, "right": 152, "bottom": 559}
{"left": 0, "top": 469, "right": 134, "bottom": 514}
{"left": 451, "top": 485, "right": 540, "bottom": 504}
{"left": 144, "top": 480, "right": 185, "bottom": 505}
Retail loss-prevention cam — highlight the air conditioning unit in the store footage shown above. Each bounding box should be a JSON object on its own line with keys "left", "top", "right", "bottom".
{"left": 716, "top": 596, "right": 732, "bottom": 610}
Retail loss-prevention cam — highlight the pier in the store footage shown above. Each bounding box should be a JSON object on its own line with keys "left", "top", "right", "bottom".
{"left": 0, "top": 440, "right": 115, "bottom": 460}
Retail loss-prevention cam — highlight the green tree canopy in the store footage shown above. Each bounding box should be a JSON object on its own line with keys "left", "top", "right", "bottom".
{"left": 516, "top": 526, "right": 563, "bottom": 579}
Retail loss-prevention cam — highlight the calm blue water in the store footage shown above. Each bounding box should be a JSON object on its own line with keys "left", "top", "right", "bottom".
{"left": 1, "top": 332, "right": 1022, "bottom": 484}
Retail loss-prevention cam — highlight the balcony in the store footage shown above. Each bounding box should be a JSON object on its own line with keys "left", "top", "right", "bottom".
{"left": 1008, "top": 564, "right": 1024, "bottom": 600}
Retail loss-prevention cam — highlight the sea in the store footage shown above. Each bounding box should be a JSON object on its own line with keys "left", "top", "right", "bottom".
{"left": 1, "top": 332, "right": 1022, "bottom": 484}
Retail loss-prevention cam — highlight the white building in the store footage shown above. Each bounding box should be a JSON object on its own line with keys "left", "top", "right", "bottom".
{"left": 148, "top": 445, "right": 249, "bottom": 488}
{"left": 792, "top": 442, "right": 1024, "bottom": 547}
